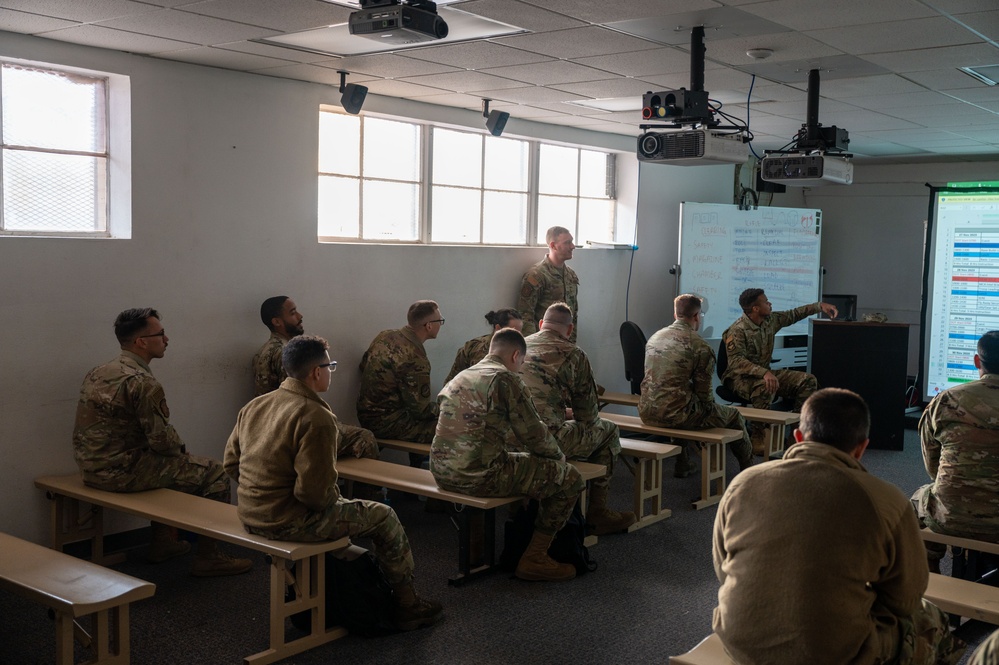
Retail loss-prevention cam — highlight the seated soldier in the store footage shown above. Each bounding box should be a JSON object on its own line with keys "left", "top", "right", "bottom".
{"left": 253, "top": 295, "right": 377, "bottom": 460}
{"left": 432, "top": 328, "right": 585, "bottom": 582}
{"left": 73, "top": 308, "right": 252, "bottom": 577}
{"left": 640, "top": 294, "right": 753, "bottom": 476}
{"left": 520, "top": 303, "right": 636, "bottom": 535}
{"left": 444, "top": 307, "right": 523, "bottom": 384}
{"left": 357, "top": 300, "right": 443, "bottom": 444}
{"left": 224, "top": 335, "right": 442, "bottom": 630}
{"left": 912, "top": 330, "right": 999, "bottom": 573}
{"left": 714, "top": 388, "right": 964, "bottom": 665}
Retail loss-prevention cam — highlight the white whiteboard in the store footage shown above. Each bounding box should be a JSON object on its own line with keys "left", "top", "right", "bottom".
{"left": 678, "top": 202, "right": 822, "bottom": 337}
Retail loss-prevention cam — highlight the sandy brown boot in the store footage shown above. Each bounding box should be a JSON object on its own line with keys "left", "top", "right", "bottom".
{"left": 146, "top": 522, "right": 191, "bottom": 563}
{"left": 586, "top": 485, "right": 636, "bottom": 535}
{"left": 515, "top": 531, "right": 576, "bottom": 582}
{"left": 391, "top": 582, "right": 443, "bottom": 631}
{"left": 190, "top": 538, "right": 253, "bottom": 577}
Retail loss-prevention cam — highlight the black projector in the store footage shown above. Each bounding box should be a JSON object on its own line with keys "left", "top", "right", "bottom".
{"left": 349, "top": 3, "right": 448, "bottom": 45}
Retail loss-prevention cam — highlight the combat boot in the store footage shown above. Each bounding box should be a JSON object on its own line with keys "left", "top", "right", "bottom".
{"left": 391, "top": 582, "right": 443, "bottom": 631}
{"left": 190, "top": 538, "right": 253, "bottom": 577}
{"left": 586, "top": 485, "right": 636, "bottom": 535}
{"left": 146, "top": 522, "right": 191, "bottom": 563}
{"left": 674, "top": 445, "right": 699, "bottom": 478}
{"left": 515, "top": 531, "right": 576, "bottom": 582}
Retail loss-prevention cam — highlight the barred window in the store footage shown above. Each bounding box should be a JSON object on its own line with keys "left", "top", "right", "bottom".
{"left": 1, "top": 62, "right": 122, "bottom": 237}
{"left": 537, "top": 144, "right": 616, "bottom": 245}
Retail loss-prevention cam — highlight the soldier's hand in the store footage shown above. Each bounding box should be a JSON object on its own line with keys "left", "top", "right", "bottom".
{"left": 763, "top": 371, "right": 779, "bottom": 393}
{"left": 820, "top": 302, "right": 839, "bottom": 319}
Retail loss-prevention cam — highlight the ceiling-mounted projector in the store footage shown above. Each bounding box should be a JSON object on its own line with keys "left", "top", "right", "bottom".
{"left": 349, "top": 0, "right": 448, "bottom": 45}
{"left": 760, "top": 154, "right": 853, "bottom": 186}
{"left": 637, "top": 129, "right": 748, "bottom": 166}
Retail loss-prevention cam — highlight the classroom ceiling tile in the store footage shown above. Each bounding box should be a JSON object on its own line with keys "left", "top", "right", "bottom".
{"left": 493, "top": 26, "right": 660, "bottom": 60}
{"left": 805, "top": 17, "right": 982, "bottom": 55}
{"left": 398, "top": 69, "right": 528, "bottom": 93}
{"left": 0, "top": 8, "right": 76, "bottom": 33}
{"left": 0, "top": 0, "right": 159, "bottom": 23}
{"left": 455, "top": 0, "right": 586, "bottom": 32}
{"left": 36, "top": 23, "right": 198, "bottom": 52}
{"left": 176, "top": 0, "right": 350, "bottom": 33}
{"left": 153, "top": 45, "right": 297, "bottom": 70}
{"left": 95, "top": 8, "right": 276, "bottom": 45}
{"left": 402, "top": 42, "right": 554, "bottom": 69}
{"left": 326, "top": 53, "right": 459, "bottom": 78}
{"left": 739, "top": 0, "right": 937, "bottom": 31}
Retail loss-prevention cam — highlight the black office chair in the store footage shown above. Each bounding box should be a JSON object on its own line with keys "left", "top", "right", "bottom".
{"left": 620, "top": 321, "right": 647, "bottom": 395}
{"left": 715, "top": 340, "right": 752, "bottom": 406}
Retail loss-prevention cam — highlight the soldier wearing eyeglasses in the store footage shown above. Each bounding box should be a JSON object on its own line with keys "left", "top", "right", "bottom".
{"left": 72, "top": 307, "right": 252, "bottom": 577}
{"left": 253, "top": 295, "right": 377, "bottom": 461}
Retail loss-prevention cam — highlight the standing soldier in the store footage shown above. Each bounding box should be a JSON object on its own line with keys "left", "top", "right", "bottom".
{"left": 640, "top": 294, "right": 753, "bottom": 477}
{"left": 721, "top": 288, "right": 837, "bottom": 454}
{"left": 432, "top": 329, "right": 585, "bottom": 582}
{"left": 518, "top": 226, "right": 579, "bottom": 341}
{"left": 520, "top": 303, "right": 636, "bottom": 535}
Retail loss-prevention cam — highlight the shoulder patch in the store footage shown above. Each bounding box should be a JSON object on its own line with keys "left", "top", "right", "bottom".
{"left": 726, "top": 339, "right": 737, "bottom": 353}
{"left": 521, "top": 284, "right": 535, "bottom": 298}
{"left": 524, "top": 274, "right": 541, "bottom": 288}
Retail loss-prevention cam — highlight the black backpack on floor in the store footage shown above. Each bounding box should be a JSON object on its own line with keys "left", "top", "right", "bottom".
{"left": 499, "top": 500, "right": 597, "bottom": 576}
{"left": 288, "top": 545, "right": 397, "bottom": 637}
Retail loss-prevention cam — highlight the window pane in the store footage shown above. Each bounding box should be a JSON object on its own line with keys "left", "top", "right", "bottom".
{"left": 431, "top": 186, "right": 481, "bottom": 243}
{"left": 537, "top": 195, "right": 577, "bottom": 242}
{"left": 483, "top": 191, "right": 526, "bottom": 245}
{"left": 2, "top": 64, "right": 105, "bottom": 153}
{"left": 433, "top": 129, "right": 481, "bottom": 187}
{"left": 362, "top": 180, "right": 419, "bottom": 241}
{"left": 484, "top": 136, "right": 528, "bottom": 191}
{"left": 579, "top": 150, "right": 610, "bottom": 198}
{"left": 319, "top": 112, "right": 360, "bottom": 176}
{"left": 538, "top": 144, "right": 578, "bottom": 196}
{"left": 318, "top": 175, "right": 359, "bottom": 238}
{"left": 363, "top": 117, "right": 420, "bottom": 182}
{"left": 3, "top": 150, "right": 105, "bottom": 232}
{"left": 578, "top": 198, "right": 615, "bottom": 244}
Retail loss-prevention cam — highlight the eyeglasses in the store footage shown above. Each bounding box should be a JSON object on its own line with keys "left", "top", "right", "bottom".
{"left": 137, "top": 330, "right": 166, "bottom": 339}
{"left": 319, "top": 361, "right": 337, "bottom": 372}
{"left": 426, "top": 318, "right": 445, "bottom": 326}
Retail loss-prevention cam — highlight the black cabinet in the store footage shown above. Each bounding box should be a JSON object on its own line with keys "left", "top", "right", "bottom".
{"left": 811, "top": 320, "right": 910, "bottom": 450}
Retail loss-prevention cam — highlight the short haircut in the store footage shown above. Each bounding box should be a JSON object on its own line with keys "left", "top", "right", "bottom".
{"left": 798, "top": 388, "right": 870, "bottom": 453}
{"left": 407, "top": 300, "right": 439, "bottom": 326}
{"left": 114, "top": 308, "right": 160, "bottom": 344}
{"left": 739, "top": 288, "right": 766, "bottom": 312}
{"left": 674, "top": 294, "right": 703, "bottom": 319}
{"left": 490, "top": 328, "right": 526, "bottom": 356}
{"left": 542, "top": 302, "right": 573, "bottom": 327}
{"left": 260, "top": 296, "right": 290, "bottom": 331}
{"left": 282, "top": 334, "right": 329, "bottom": 380}
{"left": 546, "top": 226, "right": 571, "bottom": 245}
{"left": 485, "top": 308, "right": 522, "bottom": 328}
{"left": 979, "top": 331, "right": 999, "bottom": 374}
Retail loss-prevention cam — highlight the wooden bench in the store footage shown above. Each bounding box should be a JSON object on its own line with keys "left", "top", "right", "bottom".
{"left": 0, "top": 531, "right": 155, "bottom": 665}
{"left": 671, "top": 573, "right": 999, "bottom": 664}
{"left": 921, "top": 528, "right": 999, "bottom": 581}
{"left": 599, "top": 391, "right": 799, "bottom": 460}
{"left": 35, "top": 474, "right": 351, "bottom": 665}
{"left": 339, "top": 453, "right": 606, "bottom": 584}
{"left": 618, "top": 438, "right": 682, "bottom": 531}
{"left": 599, "top": 412, "right": 743, "bottom": 510}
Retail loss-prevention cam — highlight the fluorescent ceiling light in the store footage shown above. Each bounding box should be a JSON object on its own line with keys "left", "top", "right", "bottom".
{"left": 959, "top": 65, "right": 999, "bottom": 87}
{"left": 260, "top": 6, "right": 524, "bottom": 57}
{"left": 567, "top": 97, "right": 644, "bottom": 112}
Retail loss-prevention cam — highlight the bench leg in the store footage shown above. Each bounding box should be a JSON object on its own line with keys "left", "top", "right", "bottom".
{"left": 75, "top": 605, "right": 130, "bottom": 665}
{"left": 628, "top": 457, "right": 672, "bottom": 532}
{"left": 693, "top": 441, "right": 726, "bottom": 510}
{"left": 55, "top": 612, "right": 74, "bottom": 665}
{"left": 46, "top": 495, "right": 125, "bottom": 565}
{"left": 764, "top": 424, "right": 786, "bottom": 460}
{"left": 448, "top": 508, "right": 499, "bottom": 587}
{"left": 244, "top": 554, "right": 347, "bottom": 665}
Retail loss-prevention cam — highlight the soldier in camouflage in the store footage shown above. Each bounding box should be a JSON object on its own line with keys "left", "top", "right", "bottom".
{"left": 357, "top": 300, "right": 443, "bottom": 444}
{"left": 444, "top": 307, "right": 523, "bottom": 384}
{"left": 912, "top": 330, "right": 999, "bottom": 572}
{"left": 969, "top": 629, "right": 999, "bottom": 665}
{"left": 225, "top": 335, "right": 442, "bottom": 630}
{"left": 518, "top": 226, "right": 579, "bottom": 342}
{"left": 432, "top": 329, "right": 584, "bottom": 582}
{"left": 520, "top": 303, "right": 636, "bottom": 535}
{"left": 73, "top": 308, "right": 252, "bottom": 577}
{"left": 721, "top": 288, "right": 838, "bottom": 454}
{"left": 640, "top": 294, "right": 754, "bottom": 477}
{"left": 253, "top": 296, "right": 377, "bottom": 460}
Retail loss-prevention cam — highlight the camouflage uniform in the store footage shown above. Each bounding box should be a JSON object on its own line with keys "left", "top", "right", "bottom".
{"left": 518, "top": 256, "right": 579, "bottom": 342}
{"left": 444, "top": 333, "right": 491, "bottom": 385}
{"left": 721, "top": 302, "right": 821, "bottom": 452}
{"left": 520, "top": 330, "right": 620, "bottom": 489}
{"left": 72, "top": 351, "right": 228, "bottom": 500}
{"left": 357, "top": 327, "right": 439, "bottom": 443}
{"left": 639, "top": 321, "right": 753, "bottom": 468}
{"left": 224, "top": 378, "right": 414, "bottom": 584}
{"left": 912, "top": 374, "right": 999, "bottom": 560}
{"left": 253, "top": 332, "right": 377, "bottom": 459}
{"left": 431, "top": 355, "right": 584, "bottom": 534}
{"left": 969, "top": 629, "right": 999, "bottom": 665}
